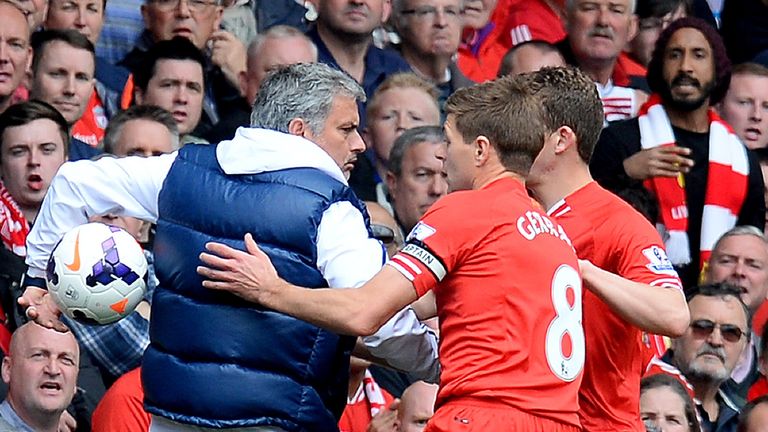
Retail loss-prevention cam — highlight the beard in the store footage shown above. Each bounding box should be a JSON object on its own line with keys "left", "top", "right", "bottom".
{"left": 660, "top": 73, "right": 716, "bottom": 112}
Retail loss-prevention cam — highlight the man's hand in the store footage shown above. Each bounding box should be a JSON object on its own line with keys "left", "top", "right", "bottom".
{"left": 367, "top": 400, "right": 400, "bottom": 432}
{"left": 198, "top": 233, "right": 283, "bottom": 304}
{"left": 623, "top": 146, "right": 693, "bottom": 180}
{"left": 58, "top": 410, "right": 77, "bottom": 432}
{"left": 17, "top": 286, "right": 68, "bottom": 332}
{"left": 209, "top": 30, "right": 246, "bottom": 92}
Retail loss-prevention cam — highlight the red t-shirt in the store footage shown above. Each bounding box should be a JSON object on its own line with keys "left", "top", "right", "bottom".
{"left": 506, "top": 0, "right": 566, "bottom": 45}
{"left": 389, "top": 177, "right": 583, "bottom": 428}
{"left": 749, "top": 374, "right": 768, "bottom": 401}
{"left": 549, "top": 182, "right": 683, "bottom": 432}
{"left": 92, "top": 368, "right": 150, "bottom": 432}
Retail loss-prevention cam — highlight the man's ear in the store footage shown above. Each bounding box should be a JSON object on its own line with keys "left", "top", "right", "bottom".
{"left": 134, "top": 87, "right": 144, "bottom": 105}
{"left": 385, "top": 170, "right": 397, "bottom": 197}
{"left": 474, "top": 135, "right": 492, "bottom": 166}
{"left": 1, "top": 356, "right": 11, "bottom": 385}
{"left": 288, "top": 118, "right": 309, "bottom": 137}
{"left": 553, "top": 126, "right": 577, "bottom": 155}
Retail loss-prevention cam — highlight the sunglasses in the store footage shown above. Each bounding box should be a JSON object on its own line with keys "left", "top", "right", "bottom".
{"left": 690, "top": 319, "right": 746, "bottom": 343}
{"left": 370, "top": 224, "right": 396, "bottom": 245}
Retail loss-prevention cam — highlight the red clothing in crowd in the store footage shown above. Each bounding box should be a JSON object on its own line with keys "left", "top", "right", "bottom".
{"left": 92, "top": 368, "right": 150, "bottom": 432}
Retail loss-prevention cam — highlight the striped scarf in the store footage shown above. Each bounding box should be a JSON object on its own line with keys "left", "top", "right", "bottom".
{"left": 0, "top": 182, "right": 29, "bottom": 257}
{"left": 637, "top": 94, "right": 748, "bottom": 268}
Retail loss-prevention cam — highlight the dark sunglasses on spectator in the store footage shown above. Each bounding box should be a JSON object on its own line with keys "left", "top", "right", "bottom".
{"left": 370, "top": 224, "right": 396, "bottom": 244}
{"left": 690, "top": 319, "right": 746, "bottom": 343}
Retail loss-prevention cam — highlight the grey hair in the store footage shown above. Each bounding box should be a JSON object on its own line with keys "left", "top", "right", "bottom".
{"left": 565, "top": 0, "right": 636, "bottom": 14}
{"left": 250, "top": 63, "right": 366, "bottom": 134}
{"left": 387, "top": 126, "right": 446, "bottom": 176}
{"left": 712, "top": 225, "right": 768, "bottom": 253}
{"left": 103, "top": 105, "right": 180, "bottom": 154}
{"left": 246, "top": 25, "right": 318, "bottom": 63}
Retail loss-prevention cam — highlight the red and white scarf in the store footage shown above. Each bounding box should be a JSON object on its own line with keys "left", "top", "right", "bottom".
{"left": 0, "top": 182, "right": 29, "bottom": 257}
{"left": 348, "top": 370, "right": 388, "bottom": 417}
{"left": 638, "top": 94, "right": 748, "bottom": 268}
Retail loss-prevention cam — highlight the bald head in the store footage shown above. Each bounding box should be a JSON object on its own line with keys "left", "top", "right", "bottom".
{"left": 397, "top": 381, "right": 437, "bottom": 432}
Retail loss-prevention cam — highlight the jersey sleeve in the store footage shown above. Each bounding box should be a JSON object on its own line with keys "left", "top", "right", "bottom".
{"left": 385, "top": 202, "right": 469, "bottom": 297}
{"left": 616, "top": 222, "right": 684, "bottom": 291}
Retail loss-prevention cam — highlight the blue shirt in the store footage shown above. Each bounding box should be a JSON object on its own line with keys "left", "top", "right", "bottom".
{"left": 306, "top": 26, "right": 411, "bottom": 127}
{"left": 0, "top": 400, "right": 35, "bottom": 432}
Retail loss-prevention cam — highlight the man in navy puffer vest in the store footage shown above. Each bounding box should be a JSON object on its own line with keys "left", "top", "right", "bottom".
{"left": 19, "top": 63, "right": 439, "bottom": 432}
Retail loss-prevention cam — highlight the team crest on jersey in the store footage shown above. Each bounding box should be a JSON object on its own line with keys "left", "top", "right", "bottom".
{"left": 407, "top": 222, "right": 436, "bottom": 242}
{"left": 642, "top": 246, "right": 676, "bottom": 275}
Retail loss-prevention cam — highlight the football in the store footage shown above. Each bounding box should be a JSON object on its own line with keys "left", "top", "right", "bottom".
{"left": 46, "top": 222, "right": 148, "bottom": 325}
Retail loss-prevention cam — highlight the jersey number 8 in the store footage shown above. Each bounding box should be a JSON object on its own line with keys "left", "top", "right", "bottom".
{"left": 545, "top": 264, "right": 585, "bottom": 382}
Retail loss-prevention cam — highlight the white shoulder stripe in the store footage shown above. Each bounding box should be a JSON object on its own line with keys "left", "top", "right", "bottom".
{"left": 387, "top": 261, "right": 415, "bottom": 281}
{"left": 392, "top": 254, "right": 422, "bottom": 275}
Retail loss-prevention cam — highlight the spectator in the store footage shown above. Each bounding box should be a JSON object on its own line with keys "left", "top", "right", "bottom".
{"left": 591, "top": 18, "right": 766, "bottom": 289}
{"left": 101, "top": 104, "right": 179, "bottom": 157}
{"left": 121, "top": 0, "right": 248, "bottom": 142}
{"left": 307, "top": 0, "right": 411, "bottom": 120}
{"left": 215, "top": 25, "right": 316, "bottom": 144}
{"left": 707, "top": 226, "right": 768, "bottom": 402}
{"left": 350, "top": 73, "right": 440, "bottom": 202}
{"left": 385, "top": 126, "right": 447, "bottom": 235}
{"left": 8, "top": 0, "right": 47, "bottom": 30}
{"left": 0, "top": 322, "right": 78, "bottom": 432}
{"left": 43, "top": 0, "right": 132, "bottom": 148}
{"left": 395, "top": 381, "right": 437, "bottom": 432}
{"left": 338, "top": 355, "right": 398, "bottom": 432}
{"left": 133, "top": 37, "right": 207, "bottom": 145}
{"left": 391, "top": 0, "right": 473, "bottom": 108}
{"left": 0, "top": 101, "right": 67, "bottom": 255}
{"left": 627, "top": 0, "right": 690, "bottom": 67}
{"left": 455, "top": 0, "right": 514, "bottom": 83}
{"left": 0, "top": 1, "right": 32, "bottom": 115}
{"left": 241, "top": 25, "right": 317, "bottom": 106}
{"left": 498, "top": 40, "right": 566, "bottom": 77}
{"left": 669, "top": 283, "right": 750, "bottom": 432}
{"left": 717, "top": 63, "right": 768, "bottom": 150}
{"left": 28, "top": 30, "right": 101, "bottom": 161}
{"left": 559, "top": 0, "right": 649, "bottom": 122}
{"left": 640, "top": 373, "right": 702, "bottom": 432}
{"left": 0, "top": 101, "right": 67, "bottom": 358}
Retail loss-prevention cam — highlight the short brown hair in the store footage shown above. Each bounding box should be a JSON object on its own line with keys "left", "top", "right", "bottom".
{"left": 0, "top": 100, "right": 70, "bottom": 159}
{"left": 444, "top": 75, "right": 548, "bottom": 174}
{"left": 366, "top": 73, "right": 439, "bottom": 119}
{"left": 731, "top": 62, "right": 768, "bottom": 79}
{"left": 520, "top": 66, "right": 604, "bottom": 163}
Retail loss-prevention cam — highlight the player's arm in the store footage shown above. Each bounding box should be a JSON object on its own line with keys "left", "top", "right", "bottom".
{"left": 579, "top": 259, "right": 690, "bottom": 337}
{"left": 199, "top": 233, "right": 419, "bottom": 336}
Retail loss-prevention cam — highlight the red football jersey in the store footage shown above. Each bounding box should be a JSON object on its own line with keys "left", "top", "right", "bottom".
{"left": 389, "top": 177, "right": 584, "bottom": 428}
{"left": 549, "top": 182, "right": 683, "bottom": 431}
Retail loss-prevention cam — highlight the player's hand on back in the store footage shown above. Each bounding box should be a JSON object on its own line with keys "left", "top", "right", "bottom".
{"left": 18, "top": 286, "right": 68, "bottom": 332}
{"left": 198, "top": 233, "right": 283, "bottom": 305}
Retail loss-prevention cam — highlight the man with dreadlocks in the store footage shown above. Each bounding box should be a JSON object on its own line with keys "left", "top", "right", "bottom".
{"left": 590, "top": 17, "right": 765, "bottom": 290}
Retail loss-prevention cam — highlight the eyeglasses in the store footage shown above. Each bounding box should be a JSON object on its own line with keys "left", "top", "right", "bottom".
{"left": 690, "top": 319, "right": 746, "bottom": 343}
{"left": 370, "top": 224, "right": 396, "bottom": 245}
{"left": 150, "top": 0, "right": 218, "bottom": 12}
{"left": 400, "top": 5, "right": 463, "bottom": 21}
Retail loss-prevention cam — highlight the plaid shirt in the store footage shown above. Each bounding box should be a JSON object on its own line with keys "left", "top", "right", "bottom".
{"left": 65, "top": 250, "right": 157, "bottom": 380}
